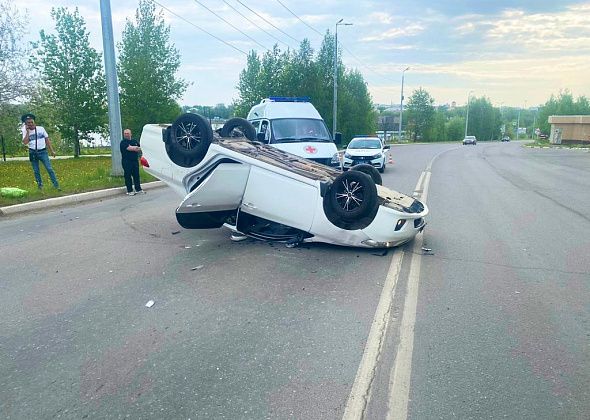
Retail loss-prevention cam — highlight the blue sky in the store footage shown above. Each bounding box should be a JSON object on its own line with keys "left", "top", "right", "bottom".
{"left": 17, "top": 0, "right": 590, "bottom": 108}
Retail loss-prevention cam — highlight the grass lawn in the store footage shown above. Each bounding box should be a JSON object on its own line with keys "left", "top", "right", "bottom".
{"left": 0, "top": 156, "right": 157, "bottom": 207}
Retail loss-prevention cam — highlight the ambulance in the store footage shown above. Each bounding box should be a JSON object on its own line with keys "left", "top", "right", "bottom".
{"left": 246, "top": 97, "right": 341, "bottom": 168}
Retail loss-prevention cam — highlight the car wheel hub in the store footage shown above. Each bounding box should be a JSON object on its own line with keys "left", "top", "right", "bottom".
{"left": 336, "top": 180, "right": 363, "bottom": 211}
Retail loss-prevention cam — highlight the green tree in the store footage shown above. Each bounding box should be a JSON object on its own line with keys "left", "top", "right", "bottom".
{"left": 537, "top": 90, "right": 590, "bottom": 135}
{"left": 282, "top": 39, "right": 318, "bottom": 99}
{"left": 118, "top": 0, "right": 187, "bottom": 137}
{"left": 427, "top": 109, "right": 447, "bottom": 142}
{"left": 338, "top": 69, "right": 376, "bottom": 141}
{"left": 33, "top": 7, "right": 106, "bottom": 157}
{"left": 0, "top": 0, "right": 32, "bottom": 104}
{"left": 235, "top": 51, "right": 263, "bottom": 116}
{"left": 0, "top": 103, "right": 27, "bottom": 157}
{"left": 314, "top": 31, "right": 337, "bottom": 131}
{"left": 233, "top": 31, "right": 375, "bottom": 142}
{"left": 467, "top": 96, "right": 500, "bottom": 141}
{"left": 0, "top": 0, "right": 31, "bottom": 158}
{"left": 446, "top": 116, "right": 465, "bottom": 142}
{"left": 406, "top": 88, "right": 435, "bottom": 141}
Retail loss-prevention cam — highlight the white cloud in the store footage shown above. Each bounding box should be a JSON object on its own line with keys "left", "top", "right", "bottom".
{"left": 361, "top": 23, "right": 424, "bottom": 42}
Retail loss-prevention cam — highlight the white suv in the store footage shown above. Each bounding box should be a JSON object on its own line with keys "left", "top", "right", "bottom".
{"left": 463, "top": 135, "right": 477, "bottom": 145}
{"left": 342, "top": 136, "right": 389, "bottom": 173}
{"left": 140, "top": 114, "right": 427, "bottom": 248}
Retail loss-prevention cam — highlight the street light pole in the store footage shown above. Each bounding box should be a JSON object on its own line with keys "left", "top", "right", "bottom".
{"left": 398, "top": 66, "right": 409, "bottom": 141}
{"left": 516, "top": 100, "right": 526, "bottom": 141}
{"left": 464, "top": 90, "right": 474, "bottom": 138}
{"left": 100, "top": 0, "right": 123, "bottom": 176}
{"left": 333, "top": 19, "right": 352, "bottom": 137}
{"left": 516, "top": 108, "right": 521, "bottom": 141}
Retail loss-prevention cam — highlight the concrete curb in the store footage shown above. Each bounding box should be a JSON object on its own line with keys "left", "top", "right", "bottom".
{"left": 0, "top": 181, "right": 166, "bottom": 216}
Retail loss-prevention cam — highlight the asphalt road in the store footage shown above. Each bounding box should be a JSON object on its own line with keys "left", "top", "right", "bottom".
{"left": 1, "top": 142, "right": 588, "bottom": 419}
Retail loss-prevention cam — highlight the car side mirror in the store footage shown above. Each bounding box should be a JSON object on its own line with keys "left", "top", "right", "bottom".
{"left": 256, "top": 132, "right": 265, "bottom": 142}
{"left": 334, "top": 132, "right": 342, "bottom": 145}
{"left": 383, "top": 145, "right": 390, "bottom": 150}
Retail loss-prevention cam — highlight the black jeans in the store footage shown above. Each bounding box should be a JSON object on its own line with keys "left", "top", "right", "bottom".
{"left": 122, "top": 158, "right": 142, "bottom": 193}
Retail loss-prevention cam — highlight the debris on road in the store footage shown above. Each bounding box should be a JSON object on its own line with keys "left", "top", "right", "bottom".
{"left": 372, "top": 249, "right": 388, "bottom": 256}
{"left": 191, "top": 265, "right": 204, "bottom": 271}
{"left": 145, "top": 300, "right": 155, "bottom": 308}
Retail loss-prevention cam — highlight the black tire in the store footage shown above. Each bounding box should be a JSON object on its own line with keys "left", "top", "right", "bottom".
{"left": 350, "top": 163, "right": 382, "bottom": 185}
{"left": 220, "top": 117, "right": 256, "bottom": 141}
{"left": 327, "top": 170, "right": 378, "bottom": 221}
{"left": 167, "top": 113, "right": 213, "bottom": 167}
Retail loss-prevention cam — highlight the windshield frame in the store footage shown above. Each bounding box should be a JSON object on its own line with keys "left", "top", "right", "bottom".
{"left": 269, "top": 118, "right": 333, "bottom": 144}
{"left": 347, "top": 138, "right": 383, "bottom": 150}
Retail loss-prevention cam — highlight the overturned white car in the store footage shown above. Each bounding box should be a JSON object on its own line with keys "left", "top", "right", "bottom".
{"left": 140, "top": 114, "right": 428, "bottom": 248}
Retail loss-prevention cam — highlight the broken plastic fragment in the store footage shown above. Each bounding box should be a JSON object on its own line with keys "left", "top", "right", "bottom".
{"left": 191, "top": 265, "right": 204, "bottom": 271}
{"left": 145, "top": 300, "right": 155, "bottom": 308}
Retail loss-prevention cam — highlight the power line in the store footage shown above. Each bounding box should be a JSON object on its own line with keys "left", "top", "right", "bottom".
{"left": 191, "top": 0, "right": 269, "bottom": 51}
{"left": 235, "top": 0, "right": 301, "bottom": 46}
{"left": 149, "top": 0, "right": 248, "bottom": 55}
{"left": 340, "top": 44, "right": 401, "bottom": 86}
{"left": 273, "top": 0, "right": 323, "bottom": 38}
{"left": 222, "top": 0, "right": 292, "bottom": 50}
{"left": 271, "top": 0, "right": 399, "bottom": 87}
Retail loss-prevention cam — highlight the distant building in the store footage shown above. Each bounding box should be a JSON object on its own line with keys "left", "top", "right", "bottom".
{"left": 548, "top": 115, "right": 590, "bottom": 144}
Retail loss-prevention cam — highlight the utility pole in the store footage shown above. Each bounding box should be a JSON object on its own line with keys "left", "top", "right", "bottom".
{"left": 100, "top": 0, "right": 123, "bottom": 176}
{"left": 398, "top": 67, "right": 409, "bottom": 141}
{"left": 516, "top": 100, "right": 526, "bottom": 141}
{"left": 464, "top": 90, "right": 474, "bottom": 138}
{"left": 333, "top": 19, "right": 352, "bottom": 137}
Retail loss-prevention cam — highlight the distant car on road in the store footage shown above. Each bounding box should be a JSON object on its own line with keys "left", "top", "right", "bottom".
{"left": 502, "top": 136, "right": 510, "bottom": 142}
{"left": 342, "top": 136, "right": 389, "bottom": 173}
{"left": 463, "top": 135, "right": 477, "bottom": 145}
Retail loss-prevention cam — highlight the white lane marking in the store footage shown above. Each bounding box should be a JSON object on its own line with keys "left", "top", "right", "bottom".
{"left": 342, "top": 250, "right": 404, "bottom": 419}
{"left": 412, "top": 171, "right": 426, "bottom": 197}
{"left": 387, "top": 171, "right": 431, "bottom": 420}
{"left": 343, "top": 171, "right": 430, "bottom": 420}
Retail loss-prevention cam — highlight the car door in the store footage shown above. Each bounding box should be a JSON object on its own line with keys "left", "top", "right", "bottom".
{"left": 240, "top": 165, "right": 318, "bottom": 232}
{"left": 177, "top": 163, "right": 251, "bottom": 213}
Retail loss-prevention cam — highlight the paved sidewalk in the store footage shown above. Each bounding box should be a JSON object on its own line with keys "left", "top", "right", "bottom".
{"left": 0, "top": 181, "right": 165, "bottom": 216}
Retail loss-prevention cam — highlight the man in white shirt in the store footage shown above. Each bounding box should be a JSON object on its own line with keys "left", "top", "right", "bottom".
{"left": 21, "top": 113, "right": 60, "bottom": 190}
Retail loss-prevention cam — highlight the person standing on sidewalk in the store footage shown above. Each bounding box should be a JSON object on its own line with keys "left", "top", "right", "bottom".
{"left": 120, "top": 128, "right": 145, "bottom": 195}
{"left": 21, "top": 113, "right": 60, "bottom": 191}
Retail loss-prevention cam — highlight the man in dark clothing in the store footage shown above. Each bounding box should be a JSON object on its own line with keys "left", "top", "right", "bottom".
{"left": 120, "top": 129, "right": 144, "bottom": 195}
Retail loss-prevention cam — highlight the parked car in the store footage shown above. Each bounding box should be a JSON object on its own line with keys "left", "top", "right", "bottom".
{"left": 463, "top": 135, "right": 477, "bottom": 145}
{"left": 139, "top": 114, "right": 428, "bottom": 248}
{"left": 342, "top": 136, "right": 389, "bottom": 173}
{"left": 502, "top": 136, "right": 510, "bottom": 142}
{"left": 246, "top": 97, "right": 341, "bottom": 168}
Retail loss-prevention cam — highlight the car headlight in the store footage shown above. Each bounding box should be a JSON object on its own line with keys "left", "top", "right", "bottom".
{"left": 371, "top": 153, "right": 382, "bottom": 160}
{"left": 343, "top": 153, "right": 352, "bottom": 159}
{"left": 331, "top": 153, "right": 340, "bottom": 163}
